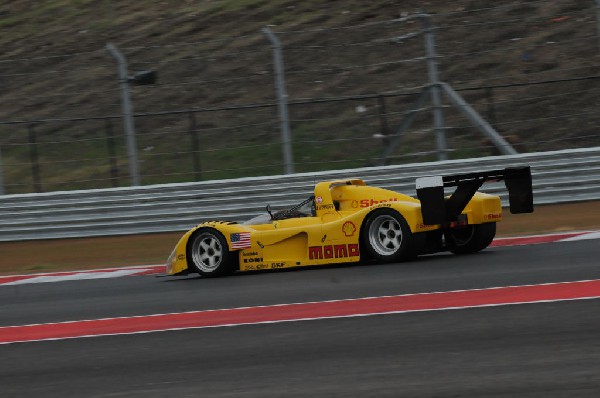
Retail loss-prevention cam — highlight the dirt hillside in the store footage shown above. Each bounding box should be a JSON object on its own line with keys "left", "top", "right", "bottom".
{"left": 0, "top": 0, "right": 598, "bottom": 193}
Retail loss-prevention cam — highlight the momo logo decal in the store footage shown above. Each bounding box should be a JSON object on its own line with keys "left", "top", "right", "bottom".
{"left": 342, "top": 221, "right": 356, "bottom": 237}
{"left": 309, "top": 244, "right": 360, "bottom": 260}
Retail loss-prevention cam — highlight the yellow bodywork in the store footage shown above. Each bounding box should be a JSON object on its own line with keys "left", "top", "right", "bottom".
{"left": 166, "top": 179, "right": 502, "bottom": 275}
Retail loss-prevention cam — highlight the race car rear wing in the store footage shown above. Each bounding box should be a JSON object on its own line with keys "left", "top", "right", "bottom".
{"left": 416, "top": 166, "right": 533, "bottom": 226}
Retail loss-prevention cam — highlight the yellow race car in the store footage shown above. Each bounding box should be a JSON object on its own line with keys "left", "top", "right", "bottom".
{"left": 166, "top": 167, "right": 533, "bottom": 277}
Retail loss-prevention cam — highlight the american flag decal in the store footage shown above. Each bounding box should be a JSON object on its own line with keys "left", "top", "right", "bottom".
{"left": 230, "top": 232, "right": 251, "bottom": 249}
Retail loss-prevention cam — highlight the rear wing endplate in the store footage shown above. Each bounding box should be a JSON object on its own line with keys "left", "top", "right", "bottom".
{"left": 416, "top": 166, "right": 533, "bottom": 226}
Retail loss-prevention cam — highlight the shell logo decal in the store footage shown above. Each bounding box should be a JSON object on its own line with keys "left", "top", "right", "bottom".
{"left": 342, "top": 221, "right": 356, "bottom": 237}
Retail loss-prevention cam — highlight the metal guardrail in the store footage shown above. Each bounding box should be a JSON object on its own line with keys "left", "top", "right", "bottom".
{"left": 1, "top": 147, "right": 599, "bottom": 242}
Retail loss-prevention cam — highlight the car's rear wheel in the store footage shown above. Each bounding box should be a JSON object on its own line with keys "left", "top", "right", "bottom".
{"left": 361, "top": 209, "right": 419, "bottom": 262}
{"left": 187, "top": 228, "right": 235, "bottom": 277}
{"left": 448, "top": 222, "right": 496, "bottom": 254}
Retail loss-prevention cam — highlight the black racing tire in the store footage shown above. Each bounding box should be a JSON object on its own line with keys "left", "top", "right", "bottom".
{"left": 448, "top": 222, "right": 496, "bottom": 255}
{"left": 186, "top": 228, "right": 236, "bottom": 277}
{"left": 360, "top": 208, "right": 420, "bottom": 262}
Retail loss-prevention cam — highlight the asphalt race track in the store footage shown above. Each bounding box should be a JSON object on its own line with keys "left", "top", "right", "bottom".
{"left": 1, "top": 240, "right": 599, "bottom": 397}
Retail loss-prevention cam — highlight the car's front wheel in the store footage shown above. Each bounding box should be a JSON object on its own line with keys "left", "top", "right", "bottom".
{"left": 187, "top": 228, "right": 236, "bottom": 277}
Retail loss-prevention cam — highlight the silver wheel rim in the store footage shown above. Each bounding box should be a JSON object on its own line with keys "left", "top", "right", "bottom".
{"left": 191, "top": 232, "right": 223, "bottom": 272}
{"left": 368, "top": 215, "right": 403, "bottom": 256}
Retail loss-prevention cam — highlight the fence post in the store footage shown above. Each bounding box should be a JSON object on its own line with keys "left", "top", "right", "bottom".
{"left": 104, "top": 119, "right": 120, "bottom": 187}
{"left": 485, "top": 87, "right": 497, "bottom": 128}
{"left": 28, "top": 124, "right": 42, "bottom": 193}
{"left": 596, "top": 0, "right": 600, "bottom": 53}
{"left": 441, "top": 83, "right": 517, "bottom": 155}
{"left": 377, "top": 95, "right": 392, "bottom": 138}
{"left": 376, "top": 87, "right": 431, "bottom": 165}
{"left": 189, "top": 112, "right": 202, "bottom": 181}
{"left": 106, "top": 43, "right": 141, "bottom": 186}
{"left": 262, "top": 27, "right": 295, "bottom": 174}
{"left": 421, "top": 13, "right": 447, "bottom": 161}
{"left": 0, "top": 145, "right": 4, "bottom": 195}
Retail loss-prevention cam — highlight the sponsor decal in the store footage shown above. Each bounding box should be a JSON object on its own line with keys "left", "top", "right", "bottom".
{"left": 230, "top": 232, "right": 251, "bottom": 249}
{"left": 243, "top": 258, "right": 263, "bottom": 263}
{"left": 309, "top": 244, "right": 360, "bottom": 260}
{"left": 249, "top": 262, "right": 285, "bottom": 269}
{"left": 416, "top": 223, "right": 435, "bottom": 230}
{"left": 316, "top": 196, "right": 323, "bottom": 204}
{"left": 342, "top": 221, "right": 356, "bottom": 237}
{"left": 351, "top": 200, "right": 359, "bottom": 208}
{"left": 484, "top": 213, "right": 502, "bottom": 221}
{"left": 177, "top": 254, "right": 186, "bottom": 261}
{"left": 242, "top": 251, "right": 259, "bottom": 257}
{"left": 316, "top": 204, "right": 335, "bottom": 211}
{"left": 359, "top": 198, "right": 399, "bottom": 208}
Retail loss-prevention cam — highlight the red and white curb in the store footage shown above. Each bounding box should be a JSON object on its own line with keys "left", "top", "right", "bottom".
{"left": 1, "top": 279, "right": 599, "bottom": 345}
{"left": 491, "top": 230, "right": 600, "bottom": 247}
{"left": 0, "top": 265, "right": 164, "bottom": 286}
{"left": 0, "top": 230, "right": 598, "bottom": 287}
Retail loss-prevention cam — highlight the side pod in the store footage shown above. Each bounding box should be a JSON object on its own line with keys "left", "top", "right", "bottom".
{"left": 416, "top": 166, "right": 533, "bottom": 226}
